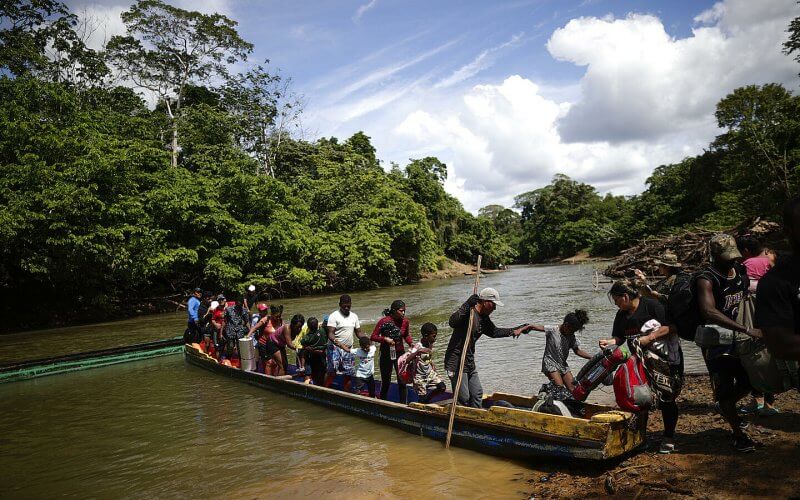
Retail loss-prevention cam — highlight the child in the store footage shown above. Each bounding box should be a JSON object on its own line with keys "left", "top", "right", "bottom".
{"left": 410, "top": 322, "right": 446, "bottom": 404}
{"left": 353, "top": 336, "right": 377, "bottom": 397}
{"left": 528, "top": 309, "right": 592, "bottom": 391}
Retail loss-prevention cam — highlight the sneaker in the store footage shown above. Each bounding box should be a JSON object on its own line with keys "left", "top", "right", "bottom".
{"left": 733, "top": 433, "right": 756, "bottom": 453}
{"left": 658, "top": 440, "right": 676, "bottom": 454}
{"left": 758, "top": 406, "right": 780, "bottom": 417}
{"left": 739, "top": 420, "right": 750, "bottom": 431}
{"left": 738, "top": 402, "right": 763, "bottom": 415}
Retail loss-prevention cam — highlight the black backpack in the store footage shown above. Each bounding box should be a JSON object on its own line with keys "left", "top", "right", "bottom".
{"left": 666, "top": 271, "right": 703, "bottom": 341}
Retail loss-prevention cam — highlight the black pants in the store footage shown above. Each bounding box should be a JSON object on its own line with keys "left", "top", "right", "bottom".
{"left": 379, "top": 346, "right": 407, "bottom": 403}
{"left": 661, "top": 401, "right": 678, "bottom": 438}
{"left": 306, "top": 350, "right": 326, "bottom": 385}
{"left": 354, "top": 375, "right": 376, "bottom": 397}
{"left": 185, "top": 320, "right": 200, "bottom": 343}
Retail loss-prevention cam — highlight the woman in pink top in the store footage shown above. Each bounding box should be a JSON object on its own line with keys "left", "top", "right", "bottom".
{"left": 737, "top": 236, "right": 774, "bottom": 293}
{"left": 370, "top": 300, "right": 413, "bottom": 403}
{"left": 254, "top": 312, "right": 303, "bottom": 376}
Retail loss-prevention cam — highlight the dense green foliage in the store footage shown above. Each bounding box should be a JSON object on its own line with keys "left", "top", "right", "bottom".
{"left": 0, "top": 1, "right": 798, "bottom": 331}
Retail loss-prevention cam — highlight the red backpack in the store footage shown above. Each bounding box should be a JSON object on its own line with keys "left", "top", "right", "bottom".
{"left": 397, "top": 350, "right": 417, "bottom": 384}
{"left": 613, "top": 355, "right": 655, "bottom": 412}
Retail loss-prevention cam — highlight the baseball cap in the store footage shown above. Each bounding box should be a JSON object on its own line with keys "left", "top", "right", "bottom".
{"left": 709, "top": 233, "right": 742, "bottom": 261}
{"left": 478, "top": 287, "right": 504, "bottom": 306}
{"left": 193, "top": 287, "right": 202, "bottom": 293}
{"left": 248, "top": 284, "right": 256, "bottom": 292}
{"left": 256, "top": 302, "right": 268, "bottom": 312}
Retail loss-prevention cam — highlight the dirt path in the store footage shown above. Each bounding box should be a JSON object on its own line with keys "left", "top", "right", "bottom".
{"left": 519, "top": 375, "right": 800, "bottom": 498}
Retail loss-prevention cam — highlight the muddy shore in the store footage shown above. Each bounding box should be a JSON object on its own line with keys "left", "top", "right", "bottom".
{"left": 517, "top": 374, "right": 800, "bottom": 498}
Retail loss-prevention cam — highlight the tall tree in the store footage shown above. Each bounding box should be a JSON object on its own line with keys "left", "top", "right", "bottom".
{"left": 0, "top": 0, "right": 107, "bottom": 85}
{"left": 106, "top": 0, "right": 253, "bottom": 168}
{"left": 713, "top": 84, "right": 800, "bottom": 217}
{"left": 222, "top": 63, "right": 303, "bottom": 177}
{"left": 784, "top": 7, "right": 800, "bottom": 75}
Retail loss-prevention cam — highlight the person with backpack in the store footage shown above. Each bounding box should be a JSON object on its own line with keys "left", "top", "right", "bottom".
{"left": 696, "top": 233, "right": 762, "bottom": 453}
{"left": 370, "top": 300, "right": 413, "bottom": 403}
{"left": 599, "top": 280, "right": 682, "bottom": 454}
{"left": 634, "top": 251, "right": 686, "bottom": 305}
{"left": 221, "top": 294, "right": 250, "bottom": 361}
{"left": 756, "top": 195, "right": 800, "bottom": 361}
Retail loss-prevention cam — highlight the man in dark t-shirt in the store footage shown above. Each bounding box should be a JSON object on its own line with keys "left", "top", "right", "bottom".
{"left": 756, "top": 195, "right": 800, "bottom": 360}
{"left": 697, "top": 233, "right": 761, "bottom": 452}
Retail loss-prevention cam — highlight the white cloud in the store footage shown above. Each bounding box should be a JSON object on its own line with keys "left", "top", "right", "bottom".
{"left": 434, "top": 33, "right": 524, "bottom": 89}
{"left": 353, "top": 0, "right": 378, "bottom": 22}
{"left": 306, "top": 0, "right": 799, "bottom": 212}
{"left": 547, "top": 0, "right": 797, "bottom": 143}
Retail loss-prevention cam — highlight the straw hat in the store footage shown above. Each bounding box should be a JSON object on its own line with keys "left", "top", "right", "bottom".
{"left": 654, "top": 251, "right": 682, "bottom": 268}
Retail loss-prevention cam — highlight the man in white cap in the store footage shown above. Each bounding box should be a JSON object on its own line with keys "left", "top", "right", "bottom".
{"left": 444, "top": 287, "right": 531, "bottom": 407}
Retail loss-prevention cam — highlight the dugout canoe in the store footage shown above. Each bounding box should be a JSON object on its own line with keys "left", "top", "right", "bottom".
{"left": 184, "top": 343, "right": 646, "bottom": 461}
{"left": 0, "top": 337, "right": 184, "bottom": 384}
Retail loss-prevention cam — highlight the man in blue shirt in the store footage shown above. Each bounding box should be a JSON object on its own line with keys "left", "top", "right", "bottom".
{"left": 186, "top": 287, "right": 202, "bottom": 343}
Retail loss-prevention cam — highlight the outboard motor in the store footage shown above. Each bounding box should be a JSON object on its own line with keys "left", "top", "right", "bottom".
{"left": 238, "top": 336, "right": 257, "bottom": 372}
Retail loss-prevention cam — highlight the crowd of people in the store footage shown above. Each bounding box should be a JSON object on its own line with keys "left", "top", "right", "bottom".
{"left": 184, "top": 292, "right": 451, "bottom": 405}
{"left": 182, "top": 195, "right": 800, "bottom": 456}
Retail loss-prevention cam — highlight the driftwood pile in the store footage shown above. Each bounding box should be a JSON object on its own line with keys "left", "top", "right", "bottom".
{"left": 604, "top": 219, "right": 783, "bottom": 278}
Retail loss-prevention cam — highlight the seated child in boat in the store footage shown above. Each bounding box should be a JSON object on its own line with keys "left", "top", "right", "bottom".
{"left": 353, "top": 336, "right": 377, "bottom": 397}
{"left": 410, "top": 322, "right": 447, "bottom": 404}
{"left": 527, "top": 309, "right": 592, "bottom": 391}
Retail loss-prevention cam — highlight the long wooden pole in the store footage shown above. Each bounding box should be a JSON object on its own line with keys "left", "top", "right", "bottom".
{"left": 445, "top": 255, "right": 482, "bottom": 449}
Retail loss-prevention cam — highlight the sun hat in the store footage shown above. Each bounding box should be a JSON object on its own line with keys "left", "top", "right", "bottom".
{"left": 478, "top": 287, "right": 504, "bottom": 306}
{"left": 654, "top": 251, "right": 682, "bottom": 268}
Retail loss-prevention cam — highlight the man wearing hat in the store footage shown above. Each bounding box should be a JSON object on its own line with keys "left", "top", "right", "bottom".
{"left": 634, "top": 251, "right": 684, "bottom": 304}
{"left": 444, "top": 287, "right": 532, "bottom": 408}
{"left": 185, "top": 287, "right": 203, "bottom": 343}
{"left": 696, "top": 233, "right": 762, "bottom": 452}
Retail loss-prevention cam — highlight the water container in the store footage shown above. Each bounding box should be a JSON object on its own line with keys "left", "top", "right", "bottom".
{"left": 389, "top": 344, "right": 396, "bottom": 361}
{"left": 239, "top": 337, "right": 257, "bottom": 371}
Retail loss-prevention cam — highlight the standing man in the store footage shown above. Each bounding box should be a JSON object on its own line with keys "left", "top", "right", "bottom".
{"left": 324, "top": 294, "right": 363, "bottom": 392}
{"left": 633, "top": 251, "right": 685, "bottom": 304}
{"left": 185, "top": 287, "right": 202, "bottom": 343}
{"left": 696, "top": 234, "right": 761, "bottom": 452}
{"left": 756, "top": 195, "right": 800, "bottom": 360}
{"left": 244, "top": 284, "right": 258, "bottom": 312}
{"left": 445, "top": 288, "right": 529, "bottom": 408}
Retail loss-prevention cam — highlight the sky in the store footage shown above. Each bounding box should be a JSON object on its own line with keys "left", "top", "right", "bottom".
{"left": 70, "top": 0, "right": 800, "bottom": 212}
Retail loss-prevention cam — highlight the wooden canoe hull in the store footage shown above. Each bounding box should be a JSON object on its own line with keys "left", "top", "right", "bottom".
{"left": 184, "top": 345, "right": 646, "bottom": 461}
{"left": 0, "top": 337, "right": 184, "bottom": 384}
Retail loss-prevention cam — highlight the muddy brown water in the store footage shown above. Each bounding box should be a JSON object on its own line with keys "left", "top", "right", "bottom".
{"left": 0, "top": 264, "right": 708, "bottom": 498}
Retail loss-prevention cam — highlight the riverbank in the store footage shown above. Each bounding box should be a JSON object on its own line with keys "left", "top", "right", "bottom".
{"left": 521, "top": 374, "right": 800, "bottom": 498}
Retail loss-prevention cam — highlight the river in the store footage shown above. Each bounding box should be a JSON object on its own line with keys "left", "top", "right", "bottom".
{"left": 0, "top": 264, "right": 707, "bottom": 498}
